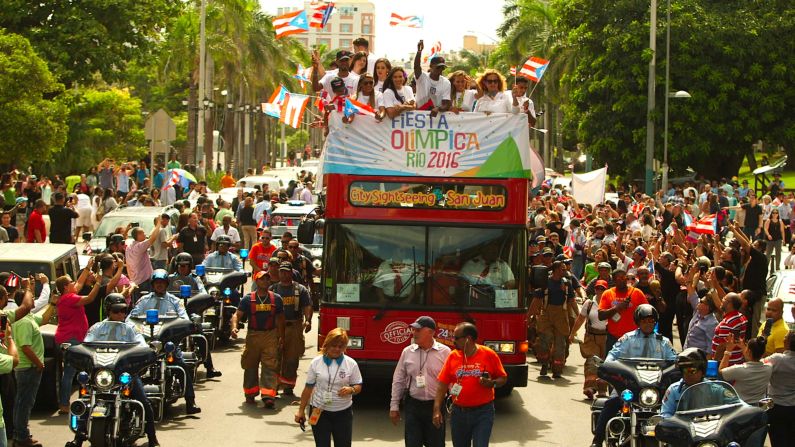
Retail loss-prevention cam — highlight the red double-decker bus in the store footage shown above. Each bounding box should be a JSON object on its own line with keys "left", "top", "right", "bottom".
{"left": 318, "top": 173, "right": 529, "bottom": 393}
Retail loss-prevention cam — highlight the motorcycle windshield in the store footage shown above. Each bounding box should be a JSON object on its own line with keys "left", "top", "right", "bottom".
{"left": 675, "top": 381, "right": 744, "bottom": 414}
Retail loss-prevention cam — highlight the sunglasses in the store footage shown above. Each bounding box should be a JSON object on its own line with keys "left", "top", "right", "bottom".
{"left": 454, "top": 335, "right": 467, "bottom": 340}
{"left": 485, "top": 79, "right": 500, "bottom": 84}
{"left": 682, "top": 367, "right": 700, "bottom": 374}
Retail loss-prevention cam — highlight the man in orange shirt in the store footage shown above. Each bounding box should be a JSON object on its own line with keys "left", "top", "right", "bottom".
{"left": 248, "top": 229, "right": 277, "bottom": 278}
{"left": 220, "top": 170, "right": 236, "bottom": 189}
{"left": 433, "top": 322, "right": 507, "bottom": 447}
{"left": 598, "top": 269, "right": 648, "bottom": 354}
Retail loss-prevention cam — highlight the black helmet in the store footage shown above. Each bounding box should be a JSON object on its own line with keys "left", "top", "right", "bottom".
{"left": 151, "top": 269, "right": 169, "bottom": 283}
{"left": 175, "top": 252, "right": 193, "bottom": 268}
{"left": 108, "top": 234, "right": 125, "bottom": 245}
{"left": 676, "top": 347, "right": 707, "bottom": 372}
{"left": 215, "top": 235, "right": 232, "bottom": 247}
{"left": 633, "top": 303, "right": 659, "bottom": 325}
{"left": 314, "top": 218, "right": 325, "bottom": 230}
{"left": 103, "top": 293, "right": 127, "bottom": 316}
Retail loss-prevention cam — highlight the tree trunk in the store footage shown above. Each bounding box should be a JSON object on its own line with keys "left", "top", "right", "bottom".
{"left": 746, "top": 148, "right": 758, "bottom": 171}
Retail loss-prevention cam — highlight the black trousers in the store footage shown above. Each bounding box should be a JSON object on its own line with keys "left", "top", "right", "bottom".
{"left": 675, "top": 290, "right": 693, "bottom": 347}
{"left": 404, "top": 396, "right": 445, "bottom": 447}
{"left": 311, "top": 406, "right": 353, "bottom": 447}
{"left": 768, "top": 404, "right": 795, "bottom": 447}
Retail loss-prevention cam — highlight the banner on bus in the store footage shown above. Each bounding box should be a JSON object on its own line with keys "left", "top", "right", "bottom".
{"left": 321, "top": 111, "right": 533, "bottom": 179}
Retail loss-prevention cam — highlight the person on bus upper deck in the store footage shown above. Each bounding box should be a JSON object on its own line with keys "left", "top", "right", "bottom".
{"left": 374, "top": 248, "right": 423, "bottom": 303}
{"left": 382, "top": 67, "right": 416, "bottom": 119}
{"left": 510, "top": 76, "right": 537, "bottom": 127}
{"left": 413, "top": 40, "right": 451, "bottom": 117}
{"left": 472, "top": 70, "right": 521, "bottom": 114}
{"left": 460, "top": 244, "right": 516, "bottom": 289}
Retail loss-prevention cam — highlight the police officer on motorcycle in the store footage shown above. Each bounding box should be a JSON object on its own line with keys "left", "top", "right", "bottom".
{"left": 590, "top": 304, "right": 677, "bottom": 447}
{"left": 202, "top": 235, "right": 243, "bottom": 271}
{"left": 660, "top": 348, "right": 707, "bottom": 418}
{"left": 168, "top": 253, "right": 206, "bottom": 295}
{"left": 81, "top": 294, "right": 160, "bottom": 447}
{"left": 127, "top": 269, "right": 203, "bottom": 414}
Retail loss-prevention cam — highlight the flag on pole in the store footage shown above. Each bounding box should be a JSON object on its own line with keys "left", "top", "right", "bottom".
{"left": 343, "top": 97, "right": 376, "bottom": 118}
{"left": 294, "top": 64, "right": 311, "bottom": 90}
{"left": 389, "top": 13, "right": 423, "bottom": 28}
{"left": 164, "top": 169, "right": 180, "bottom": 190}
{"left": 280, "top": 93, "right": 310, "bottom": 128}
{"left": 519, "top": 56, "right": 550, "bottom": 83}
{"left": 509, "top": 66, "right": 516, "bottom": 76}
{"left": 423, "top": 41, "right": 442, "bottom": 63}
{"left": 273, "top": 9, "right": 309, "bottom": 39}
{"left": 686, "top": 214, "right": 718, "bottom": 235}
{"left": 263, "top": 85, "right": 289, "bottom": 118}
{"left": 647, "top": 259, "right": 655, "bottom": 276}
{"left": 310, "top": 2, "right": 335, "bottom": 28}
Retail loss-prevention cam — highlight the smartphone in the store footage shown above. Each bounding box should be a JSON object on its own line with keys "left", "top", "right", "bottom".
{"left": 131, "top": 222, "right": 140, "bottom": 228}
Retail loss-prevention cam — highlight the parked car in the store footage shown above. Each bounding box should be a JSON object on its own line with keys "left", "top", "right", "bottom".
{"left": 764, "top": 269, "right": 795, "bottom": 330}
{"left": 267, "top": 201, "right": 320, "bottom": 240}
{"left": 0, "top": 243, "right": 82, "bottom": 410}
{"left": 85, "top": 205, "right": 179, "bottom": 254}
{"left": 236, "top": 176, "right": 283, "bottom": 193}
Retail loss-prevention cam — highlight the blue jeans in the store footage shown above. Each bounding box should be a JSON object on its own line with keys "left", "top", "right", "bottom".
{"left": 60, "top": 338, "right": 80, "bottom": 407}
{"left": 572, "top": 253, "right": 585, "bottom": 281}
{"left": 450, "top": 402, "right": 495, "bottom": 447}
{"left": 13, "top": 367, "right": 41, "bottom": 441}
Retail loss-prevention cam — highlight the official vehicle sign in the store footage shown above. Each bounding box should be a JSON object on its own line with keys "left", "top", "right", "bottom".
{"left": 380, "top": 321, "right": 412, "bottom": 344}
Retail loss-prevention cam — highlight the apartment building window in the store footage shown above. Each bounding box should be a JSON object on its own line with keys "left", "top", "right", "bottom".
{"left": 362, "top": 24, "right": 371, "bottom": 34}
{"left": 339, "top": 39, "right": 352, "bottom": 49}
{"left": 318, "top": 38, "right": 331, "bottom": 47}
{"left": 340, "top": 23, "right": 352, "bottom": 33}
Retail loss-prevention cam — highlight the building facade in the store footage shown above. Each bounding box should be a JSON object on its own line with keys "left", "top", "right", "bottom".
{"left": 276, "top": 1, "right": 375, "bottom": 52}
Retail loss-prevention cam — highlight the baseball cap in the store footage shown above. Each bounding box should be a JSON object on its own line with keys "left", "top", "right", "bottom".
{"left": 633, "top": 246, "right": 647, "bottom": 258}
{"left": 409, "top": 316, "right": 436, "bottom": 330}
{"left": 542, "top": 248, "right": 554, "bottom": 256}
{"left": 595, "top": 280, "right": 609, "bottom": 290}
{"left": 15, "top": 197, "right": 28, "bottom": 205}
{"left": 536, "top": 236, "right": 547, "bottom": 243}
{"left": 253, "top": 271, "right": 268, "bottom": 281}
{"left": 329, "top": 77, "right": 346, "bottom": 92}
{"left": 279, "top": 262, "right": 293, "bottom": 271}
{"left": 597, "top": 262, "right": 612, "bottom": 270}
{"left": 268, "top": 257, "right": 280, "bottom": 265}
{"left": 336, "top": 50, "right": 353, "bottom": 60}
{"left": 429, "top": 56, "right": 446, "bottom": 68}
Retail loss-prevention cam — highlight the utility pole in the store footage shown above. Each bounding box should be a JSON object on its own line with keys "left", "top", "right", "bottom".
{"left": 644, "top": 0, "right": 657, "bottom": 196}
{"left": 196, "top": 0, "right": 207, "bottom": 166}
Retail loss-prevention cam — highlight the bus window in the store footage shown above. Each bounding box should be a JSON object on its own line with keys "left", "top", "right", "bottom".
{"left": 427, "top": 227, "right": 523, "bottom": 309}
{"left": 326, "top": 224, "right": 426, "bottom": 305}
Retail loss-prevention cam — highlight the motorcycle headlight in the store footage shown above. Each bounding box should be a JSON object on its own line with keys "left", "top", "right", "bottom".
{"left": 312, "top": 259, "right": 322, "bottom": 269}
{"left": 697, "top": 442, "right": 719, "bottom": 447}
{"left": 639, "top": 388, "right": 659, "bottom": 407}
{"left": 94, "top": 369, "right": 114, "bottom": 389}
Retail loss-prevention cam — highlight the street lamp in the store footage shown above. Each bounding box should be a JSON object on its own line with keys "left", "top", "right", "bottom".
{"left": 644, "top": 0, "right": 658, "bottom": 196}
{"left": 660, "top": 0, "right": 692, "bottom": 191}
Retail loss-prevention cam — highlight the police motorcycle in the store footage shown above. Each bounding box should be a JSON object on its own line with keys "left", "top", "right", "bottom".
{"left": 63, "top": 330, "right": 158, "bottom": 447}
{"left": 201, "top": 261, "right": 249, "bottom": 344}
{"left": 128, "top": 308, "right": 201, "bottom": 421}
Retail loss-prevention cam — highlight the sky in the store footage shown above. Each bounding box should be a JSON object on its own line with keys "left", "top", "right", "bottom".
{"left": 260, "top": 0, "right": 507, "bottom": 60}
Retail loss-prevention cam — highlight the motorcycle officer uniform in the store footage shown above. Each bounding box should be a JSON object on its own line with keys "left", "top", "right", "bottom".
{"left": 660, "top": 348, "right": 708, "bottom": 418}
{"left": 269, "top": 262, "right": 313, "bottom": 395}
{"left": 532, "top": 261, "right": 576, "bottom": 378}
{"left": 591, "top": 304, "right": 677, "bottom": 447}
{"left": 202, "top": 236, "right": 243, "bottom": 271}
{"left": 167, "top": 253, "right": 206, "bottom": 295}
{"left": 231, "top": 271, "right": 285, "bottom": 408}
{"left": 127, "top": 269, "right": 202, "bottom": 414}
{"left": 81, "top": 294, "right": 160, "bottom": 447}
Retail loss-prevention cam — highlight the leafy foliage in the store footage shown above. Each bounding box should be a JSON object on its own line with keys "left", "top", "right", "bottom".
{"left": 0, "top": 30, "right": 67, "bottom": 167}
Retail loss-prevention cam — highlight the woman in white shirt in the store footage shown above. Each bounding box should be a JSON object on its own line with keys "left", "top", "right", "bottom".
{"left": 373, "top": 58, "right": 391, "bottom": 93}
{"left": 381, "top": 67, "right": 415, "bottom": 119}
{"left": 295, "top": 328, "right": 362, "bottom": 447}
{"left": 350, "top": 73, "right": 384, "bottom": 122}
{"left": 473, "top": 69, "right": 521, "bottom": 114}
{"left": 448, "top": 70, "right": 476, "bottom": 113}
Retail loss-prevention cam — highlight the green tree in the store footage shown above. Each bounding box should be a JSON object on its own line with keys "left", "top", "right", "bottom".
{"left": 0, "top": 0, "right": 181, "bottom": 87}
{"left": 55, "top": 88, "right": 146, "bottom": 174}
{"left": 0, "top": 30, "right": 67, "bottom": 167}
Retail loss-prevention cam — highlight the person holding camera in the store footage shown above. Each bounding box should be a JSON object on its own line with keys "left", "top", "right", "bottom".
{"left": 432, "top": 322, "right": 506, "bottom": 447}
{"left": 47, "top": 192, "right": 79, "bottom": 244}
{"left": 126, "top": 219, "right": 163, "bottom": 299}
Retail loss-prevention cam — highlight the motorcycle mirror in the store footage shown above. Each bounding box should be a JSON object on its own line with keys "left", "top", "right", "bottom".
{"left": 60, "top": 343, "right": 72, "bottom": 352}
{"left": 149, "top": 341, "right": 163, "bottom": 353}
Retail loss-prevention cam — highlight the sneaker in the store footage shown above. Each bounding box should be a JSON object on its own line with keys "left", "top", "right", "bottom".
{"left": 539, "top": 364, "right": 549, "bottom": 376}
{"left": 263, "top": 398, "right": 275, "bottom": 409}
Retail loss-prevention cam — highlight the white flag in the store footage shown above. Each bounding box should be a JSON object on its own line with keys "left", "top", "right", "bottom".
{"left": 572, "top": 167, "right": 607, "bottom": 205}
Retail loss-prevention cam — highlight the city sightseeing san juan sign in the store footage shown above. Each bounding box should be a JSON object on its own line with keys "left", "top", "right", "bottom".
{"left": 322, "top": 111, "right": 533, "bottom": 179}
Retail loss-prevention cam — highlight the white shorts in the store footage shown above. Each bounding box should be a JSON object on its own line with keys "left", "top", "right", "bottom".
{"left": 76, "top": 207, "right": 92, "bottom": 227}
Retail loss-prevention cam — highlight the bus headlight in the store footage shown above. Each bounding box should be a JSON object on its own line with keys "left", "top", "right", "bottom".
{"left": 94, "top": 370, "right": 114, "bottom": 390}
{"left": 347, "top": 337, "right": 364, "bottom": 349}
{"left": 484, "top": 341, "right": 515, "bottom": 354}
{"left": 639, "top": 388, "right": 659, "bottom": 407}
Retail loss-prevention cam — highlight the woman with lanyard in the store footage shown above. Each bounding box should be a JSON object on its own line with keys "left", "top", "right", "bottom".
{"left": 295, "top": 328, "right": 362, "bottom": 447}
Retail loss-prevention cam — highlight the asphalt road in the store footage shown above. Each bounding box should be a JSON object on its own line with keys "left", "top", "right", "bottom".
{"left": 29, "top": 315, "right": 598, "bottom": 447}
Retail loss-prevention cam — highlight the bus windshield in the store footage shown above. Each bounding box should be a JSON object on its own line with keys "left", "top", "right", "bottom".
{"left": 324, "top": 223, "right": 525, "bottom": 309}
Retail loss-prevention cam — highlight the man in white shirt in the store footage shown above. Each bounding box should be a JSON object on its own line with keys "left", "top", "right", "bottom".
{"left": 460, "top": 244, "right": 516, "bottom": 289}
{"left": 353, "top": 37, "right": 376, "bottom": 75}
{"left": 210, "top": 215, "right": 241, "bottom": 250}
{"left": 511, "top": 77, "right": 537, "bottom": 127}
{"left": 413, "top": 40, "right": 451, "bottom": 117}
{"left": 313, "top": 50, "right": 360, "bottom": 97}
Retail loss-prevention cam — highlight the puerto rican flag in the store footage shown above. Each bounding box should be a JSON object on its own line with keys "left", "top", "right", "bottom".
{"left": 390, "top": 13, "right": 423, "bottom": 28}
{"left": 273, "top": 9, "right": 309, "bottom": 39}
{"left": 519, "top": 56, "right": 550, "bottom": 83}
{"left": 309, "top": 2, "right": 334, "bottom": 29}
{"left": 509, "top": 66, "right": 517, "bottom": 76}
{"left": 294, "top": 64, "right": 311, "bottom": 90}
{"left": 4, "top": 274, "right": 19, "bottom": 288}
{"left": 343, "top": 97, "right": 375, "bottom": 118}
{"left": 263, "top": 85, "right": 289, "bottom": 118}
{"left": 682, "top": 210, "right": 694, "bottom": 228}
{"left": 280, "top": 92, "right": 310, "bottom": 129}
{"left": 423, "top": 41, "right": 442, "bottom": 63}
{"left": 164, "top": 170, "right": 180, "bottom": 190}
{"left": 686, "top": 214, "right": 718, "bottom": 235}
